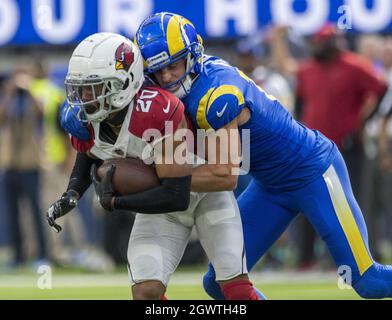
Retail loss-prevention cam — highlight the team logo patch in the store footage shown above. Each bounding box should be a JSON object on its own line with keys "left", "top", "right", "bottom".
{"left": 115, "top": 43, "right": 134, "bottom": 71}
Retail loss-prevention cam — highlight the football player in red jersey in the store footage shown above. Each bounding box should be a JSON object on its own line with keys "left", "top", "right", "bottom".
{"left": 47, "top": 33, "right": 260, "bottom": 300}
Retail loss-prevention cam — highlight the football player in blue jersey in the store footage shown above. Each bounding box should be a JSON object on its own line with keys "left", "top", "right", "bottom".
{"left": 132, "top": 12, "right": 392, "bottom": 299}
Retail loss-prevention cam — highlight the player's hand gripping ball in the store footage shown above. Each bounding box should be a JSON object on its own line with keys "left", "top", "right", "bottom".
{"left": 97, "top": 158, "right": 160, "bottom": 196}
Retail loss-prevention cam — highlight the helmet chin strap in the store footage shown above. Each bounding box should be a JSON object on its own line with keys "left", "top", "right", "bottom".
{"left": 168, "top": 52, "right": 199, "bottom": 98}
{"left": 172, "top": 75, "right": 193, "bottom": 99}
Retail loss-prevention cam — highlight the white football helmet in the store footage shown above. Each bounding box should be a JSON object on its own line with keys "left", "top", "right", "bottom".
{"left": 65, "top": 32, "right": 144, "bottom": 123}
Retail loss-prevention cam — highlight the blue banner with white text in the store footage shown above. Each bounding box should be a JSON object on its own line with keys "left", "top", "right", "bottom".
{"left": 1, "top": 0, "right": 392, "bottom": 46}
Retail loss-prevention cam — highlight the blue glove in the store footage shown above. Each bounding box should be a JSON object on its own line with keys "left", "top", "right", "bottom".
{"left": 60, "top": 101, "right": 91, "bottom": 141}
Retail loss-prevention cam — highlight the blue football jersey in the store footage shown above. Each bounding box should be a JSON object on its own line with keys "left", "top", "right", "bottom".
{"left": 183, "top": 55, "right": 337, "bottom": 191}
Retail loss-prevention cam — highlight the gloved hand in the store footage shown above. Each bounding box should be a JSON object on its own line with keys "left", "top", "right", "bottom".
{"left": 60, "top": 101, "right": 91, "bottom": 141}
{"left": 90, "top": 163, "right": 116, "bottom": 211}
{"left": 46, "top": 190, "right": 78, "bottom": 233}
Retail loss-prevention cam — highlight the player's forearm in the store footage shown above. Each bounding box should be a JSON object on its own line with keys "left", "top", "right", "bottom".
{"left": 66, "top": 152, "right": 101, "bottom": 199}
{"left": 270, "top": 26, "right": 298, "bottom": 76}
{"left": 113, "top": 175, "right": 191, "bottom": 213}
{"left": 191, "top": 164, "right": 238, "bottom": 192}
{"left": 359, "top": 94, "right": 379, "bottom": 126}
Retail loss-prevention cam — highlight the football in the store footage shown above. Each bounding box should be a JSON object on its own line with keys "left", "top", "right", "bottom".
{"left": 97, "top": 158, "right": 160, "bottom": 195}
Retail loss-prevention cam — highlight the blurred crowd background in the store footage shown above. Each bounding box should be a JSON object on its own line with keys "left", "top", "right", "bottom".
{"left": 1, "top": 0, "right": 392, "bottom": 274}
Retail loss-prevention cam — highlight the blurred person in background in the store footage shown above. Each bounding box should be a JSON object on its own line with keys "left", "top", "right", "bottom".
{"left": 0, "top": 75, "right": 10, "bottom": 263}
{"left": 271, "top": 24, "right": 388, "bottom": 270}
{"left": 30, "top": 62, "right": 68, "bottom": 173}
{"left": 0, "top": 66, "right": 48, "bottom": 269}
{"left": 378, "top": 39, "right": 392, "bottom": 172}
{"left": 357, "top": 34, "right": 385, "bottom": 76}
{"left": 236, "top": 29, "right": 295, "bottom": 115}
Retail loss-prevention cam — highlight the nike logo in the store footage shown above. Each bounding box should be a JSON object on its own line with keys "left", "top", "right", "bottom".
{"left": 163, "top": 100, "right": 170, "bottom": 114}
{"left": 216, "top": 103, "right": 228, "bottom": 117}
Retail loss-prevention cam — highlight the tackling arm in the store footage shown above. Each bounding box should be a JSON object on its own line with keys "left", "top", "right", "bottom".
{"left": 67, "top": 151, "right": 101, "bottom": 198}
{"left": 191, "top": 111, "right": 245, "bottom": 192}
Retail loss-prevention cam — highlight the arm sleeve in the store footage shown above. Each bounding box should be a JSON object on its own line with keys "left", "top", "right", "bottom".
{"left": 66, "top": 152, "right": 102, "bottom": 198}
{"left": 113, "top": 175, "right": 191, "bottom": 214}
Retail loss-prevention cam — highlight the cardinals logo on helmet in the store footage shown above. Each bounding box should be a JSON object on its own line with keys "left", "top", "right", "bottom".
{"left": 115, "top": 43, "right": 134, "bottom": 71}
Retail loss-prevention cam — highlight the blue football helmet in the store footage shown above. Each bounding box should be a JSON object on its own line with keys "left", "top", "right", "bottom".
{"left": 134, "top": 12, "right": 204, "bottom": 98}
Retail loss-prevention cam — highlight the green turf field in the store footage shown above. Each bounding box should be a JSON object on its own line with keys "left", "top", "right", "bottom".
{"left": 1, "top": 282, "right": 361, "bottom": 300}
{"left": 0, "top": 268, "right": 362, "bottom": 300}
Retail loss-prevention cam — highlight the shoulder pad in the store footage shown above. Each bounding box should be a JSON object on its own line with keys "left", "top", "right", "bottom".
{"left": 196, "top": 84, "right": 245, "bottom": 130}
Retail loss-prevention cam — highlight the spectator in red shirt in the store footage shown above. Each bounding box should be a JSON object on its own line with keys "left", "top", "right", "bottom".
{"left": 297, "top": 25, "right": 387, "bottom": 151}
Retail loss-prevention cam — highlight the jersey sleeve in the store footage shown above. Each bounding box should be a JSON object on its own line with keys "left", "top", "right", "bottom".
{"left": 196, "top": 84, "right": 246, "bottom": 130}
{"left": 129, "top": 87, "right": 185, "bottom": 139}
{"left": 70, "top": 125, "right": 95, "bottom": 153}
